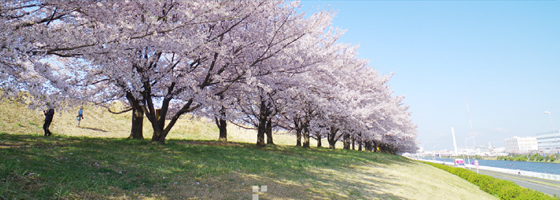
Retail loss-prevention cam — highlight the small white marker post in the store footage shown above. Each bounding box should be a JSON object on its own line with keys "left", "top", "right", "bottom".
{"left": 252, "top": 185, "right": 267, "bottom": 200}
{"left": 475, "top": 160, "right": 479, "bottom": 174}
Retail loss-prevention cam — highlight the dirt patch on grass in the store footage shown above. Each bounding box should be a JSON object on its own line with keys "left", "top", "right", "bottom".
{"left": 0, "top": 141, "right": 27, "bottom": 149}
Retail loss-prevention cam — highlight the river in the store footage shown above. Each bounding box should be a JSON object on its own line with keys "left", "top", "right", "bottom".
{"left": 425, "top": 157, "right": 560, "bottom": 175}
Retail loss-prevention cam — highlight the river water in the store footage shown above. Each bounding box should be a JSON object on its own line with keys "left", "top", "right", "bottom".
{"left": 425, "top": 157, "right": 560, "bottom": 175}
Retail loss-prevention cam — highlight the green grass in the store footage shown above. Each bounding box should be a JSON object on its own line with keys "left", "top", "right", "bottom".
{"left": 0, "top": 100, "right": 499, "bottom": 199}
{"left": 0, "top": 133, "right": 500, "bottom": 199}
{"left": 0, "top": 133, "right": 392, "bottom": 199}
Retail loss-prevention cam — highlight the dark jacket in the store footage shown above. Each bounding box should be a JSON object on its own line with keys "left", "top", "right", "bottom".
{"left": 44, "top": 109, "right": 55, "bottom": 121}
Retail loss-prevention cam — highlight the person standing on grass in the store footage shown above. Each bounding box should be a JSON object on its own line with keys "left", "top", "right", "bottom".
{"left": 76, "top": 106, "right": 84, "bottom": 126}
{"left": 43, "top": 108, "right": 55, "bottom": 136}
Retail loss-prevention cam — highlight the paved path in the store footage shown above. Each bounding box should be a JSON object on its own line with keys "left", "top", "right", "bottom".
{"left": 469, "top": 168, "right": 560, "bottom": 196}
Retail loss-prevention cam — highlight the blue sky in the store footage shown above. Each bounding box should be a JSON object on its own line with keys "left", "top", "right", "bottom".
{"left": 300, "top": 0, "right": 560, "bottom": 151}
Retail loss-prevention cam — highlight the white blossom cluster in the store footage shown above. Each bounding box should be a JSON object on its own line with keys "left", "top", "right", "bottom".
{"left": 1, "top": 0, "right": 417, "bottom": 152}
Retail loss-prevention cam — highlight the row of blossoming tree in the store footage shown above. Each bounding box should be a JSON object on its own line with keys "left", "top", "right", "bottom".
{"left": 1, "top": 0, "right": 417, "bottom": 154}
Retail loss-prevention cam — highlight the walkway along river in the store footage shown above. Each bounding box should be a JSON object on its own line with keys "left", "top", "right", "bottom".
{"left": 416, "top": 158, "right": 560, "bottom": 196}
{"left": 431, "top": 157, "right": 560, "bottom": 175}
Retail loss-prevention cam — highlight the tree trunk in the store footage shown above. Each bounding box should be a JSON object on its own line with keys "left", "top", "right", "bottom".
{"left": 256, "top": 100, "right": 267, "bottom": 147}
{"left": 150, "top": 108, "right": 166, "bottom": 144}
{"left": 150, "top": 127, "right": 165, "bottom": 144}
{"left": 358, "top": 139, "right": 362, "bottom": 151}
{"left": 216, "top": 98, "right": 228, "bottom": 141}
{"left": 296, "top": 128, "right": 302, "bottom": 146}
{"left": 140, "top": 82, "right": 201, "bottom": 145}
{"left": 215, "top": 118, "right": 227, "bottom": 142}
{"left": 365, "top": 140, "right": 372, "bottom": 151}
{"left": 317, "top": 133, "right": 322, "bottom": 148}
{"left": 126, "top": 92, "right": 144, "bottom": 139}
{"left": 129, "top": 106, "right": 144, "bottom": 139}
{"left": 352, "top": 137, "right": 355, "bottom": 150}
{"left": 303, "top": 126, "right": 310, "bottom": 148}
{"left": 327, "top": 127, "right": 339, "bottom": 149}
{"left": 343, "top": 133, "right": 350, "bottom": 149}
{"left": 266, "top": 118, "right": 273, "bottom": 144}
{"left": 328, "top": 130, "right": 336, "bottom": 149}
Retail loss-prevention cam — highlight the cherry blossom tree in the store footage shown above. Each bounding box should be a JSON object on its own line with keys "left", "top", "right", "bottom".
{"left": 2, "top": 0, "right": 418, "bottom": 152}
{"left": 0, "top": 1, "right": 97, "bottom": 105}
{"left": 205, "top": 3, "right": 341, "bottom": 146}
{"left": 72, "top": 1, "right": 340, "bottom": 145}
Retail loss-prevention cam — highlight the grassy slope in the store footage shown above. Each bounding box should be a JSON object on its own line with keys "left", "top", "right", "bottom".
{"left": 0, "top": 100, "right": 497, "bottom": 199}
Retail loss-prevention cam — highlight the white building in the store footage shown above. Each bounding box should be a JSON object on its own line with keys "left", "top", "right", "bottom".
{"left": 536, "top": 130, "right": 560, "bottom": 151}
{"left": 504, "top": 136, "right": 538, "bottom": 154}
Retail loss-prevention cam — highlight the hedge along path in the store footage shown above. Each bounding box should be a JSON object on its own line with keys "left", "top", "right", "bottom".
{"left": 423, "top": 162, "right": 556, "bottom": 200}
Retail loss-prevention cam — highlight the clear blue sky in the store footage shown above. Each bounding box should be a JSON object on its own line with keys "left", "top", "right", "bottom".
{"left": 300, "top": 0, "right": 560, "bottom": 151}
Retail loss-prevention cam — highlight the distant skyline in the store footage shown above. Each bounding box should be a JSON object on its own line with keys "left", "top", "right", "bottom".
{"left": 301, "top": 0, "right": 560, "bottom": 151}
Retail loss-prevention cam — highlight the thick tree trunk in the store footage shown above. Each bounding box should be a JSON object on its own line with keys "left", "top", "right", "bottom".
{"left": 256, "top": 100, "right": 267, "bottom": 147}
{"left": 328, "top": 132, "right": 336, "bottom": 149}
{"left": 150, "top": 108, "right": 166, "bottom": 144}
{"left": 257, "top": 123, "right": 266, "bottom": 147}
{"left": 327, "top": 127, "right": 338, "bottom": 149}
{"left": 125, "top": 92, "right": 144, "bottom": 139}
{"left": 365, "top": 140, "right": 372, "bottom": 151}
{"left": 129, "top": 106, "right": 144, "bottom": 139}
{"left": 303, "top": 126, "right": 310, "bottom": 148}
{"left": 352, "top": 137, "right": 355, "bottom": 150}
{"left": 216, "top": 118, "right": 227, "bottom": 142}
{"left": 343, "top": 134, "right": 350, "bottom": 150}
{"left": 328, "top": 141, "right": 335, "bottom": 149}
{"left": 150, "top": 126, "right": 166, "bottom": 144}
{"left": 328, "top": 141, "right": 336, "bottom": 149}
{"left": 142, "top": 81, "right": 200, "bottom": 145}
{"left": 150, "top": 116, "right": 167, "bottom": 144}
{"left": 296, "top": 128, "right": 302, "bottom": 146}
{"left": 358, "top": 139, "right": 362, "bottom": 151}
{"left": 317, "top": 133, "right": 322, "bottom": 148}
{"left": 266, "top": 118, "right": 273, "bottom": 144}
{"left": 147, "top": 89, "right": 197, "bottom": 145}
{"left": 216, "top": 100, "right": 228, "bottom": 141}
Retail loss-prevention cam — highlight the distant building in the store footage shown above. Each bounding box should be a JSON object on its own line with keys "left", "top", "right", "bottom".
{"left": 504, "top": 136, "right": 538, "bottom": 154}
{"left": 475, "top": 145, "right": 490, "bottom": 153}
{"left": 536, "top": 130, "right": 560, "bottom": 151}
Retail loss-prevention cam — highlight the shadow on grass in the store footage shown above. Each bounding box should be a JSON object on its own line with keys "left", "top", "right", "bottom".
{"left": 0, "top": 133, "right": 410, "bottom": 199}
{"left": 78, "top": 126, "right": 108, "bottom": 132}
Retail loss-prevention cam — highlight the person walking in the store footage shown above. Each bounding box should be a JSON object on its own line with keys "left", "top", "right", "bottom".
{"left": 43, "top": 108, "right": 55, "bottom": 136}
{"left": 76, "top": 107, "right": 84, "bottom": 126}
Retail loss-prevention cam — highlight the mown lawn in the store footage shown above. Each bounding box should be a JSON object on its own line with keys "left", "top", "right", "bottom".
{"left": 0, "top": 133, "right": 497, "bottom": 200}
{"left": 0, "top": 100, "right": 496, "bottom": 199}
{"left": 0, "top": 133, "right": 393, "bottom": 199}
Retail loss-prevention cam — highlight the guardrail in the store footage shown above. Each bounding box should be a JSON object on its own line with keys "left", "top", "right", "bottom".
{"left": 415, "top": 158, "right": 560, "bottom": 181}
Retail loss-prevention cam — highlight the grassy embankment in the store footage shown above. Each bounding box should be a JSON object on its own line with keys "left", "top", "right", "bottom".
{"left": 0, "top": 100, "right": 498, "bottom": 199}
